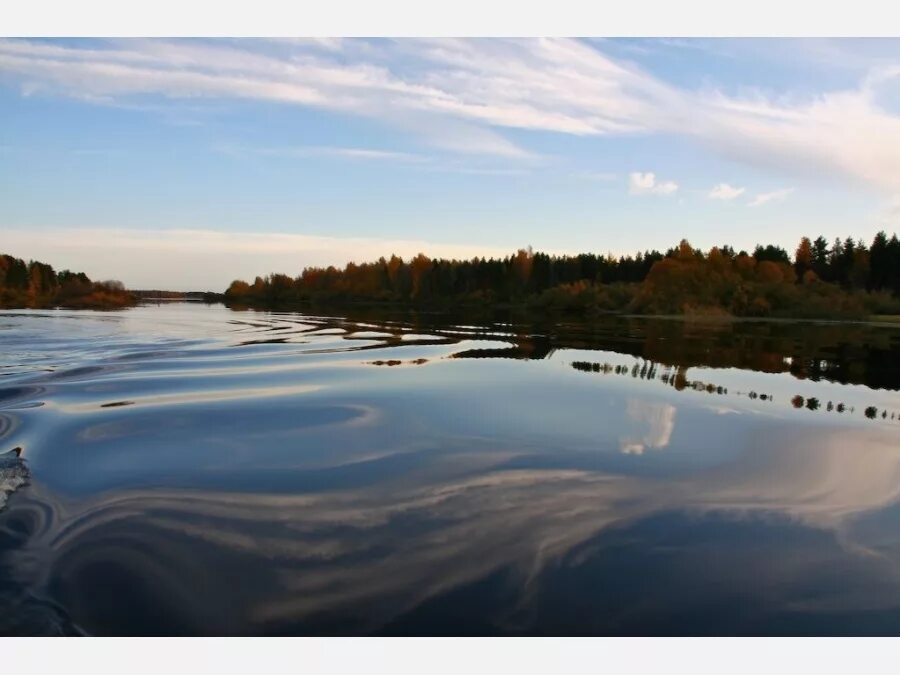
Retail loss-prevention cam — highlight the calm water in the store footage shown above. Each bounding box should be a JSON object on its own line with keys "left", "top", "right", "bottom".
{"left": 2, "top": 303, "right": 900, "bottom": 636}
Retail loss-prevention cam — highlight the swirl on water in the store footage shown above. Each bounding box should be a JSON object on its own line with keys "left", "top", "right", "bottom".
{"left": 1, "top": 303, "right": 900, "bottom": 635}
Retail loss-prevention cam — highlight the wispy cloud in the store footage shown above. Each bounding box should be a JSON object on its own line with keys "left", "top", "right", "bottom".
{"left": 629, "top": 172, "right": 678, "bottom": 196}
{"left": 211, "top": 143, "right": 534, "bottom": 177}
{"left": 708, "top": 183, "right": 746, "bottom": 200}
{"left": 3, "top": 38, "right": 900, "bottom": 189}
{"left": 578, "top": 170, "right": 618, "bottom": 182}
{"left": 213, "top": 143, "right": 426, "bottom": 163}
{"left": 748, "top": 188, "right": 795, "bottom": 207}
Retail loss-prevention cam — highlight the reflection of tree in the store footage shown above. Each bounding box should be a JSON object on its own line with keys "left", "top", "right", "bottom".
{"left": 292, "top": 307, "right": 900, "bottom": 392}
{"left": 572, "top": 360, "right": 895, "bottom": 422}
{"left": 368, "top": 358, "right": 428, "bottom": 367}
{"left": 573, "top": 360, "right": 762, "bottom": 402}
{"left": 233, "top": 311, "right": 900, "bottom": 420}
{"left": 376, "top": 312, "right": 900, "bottom": 391}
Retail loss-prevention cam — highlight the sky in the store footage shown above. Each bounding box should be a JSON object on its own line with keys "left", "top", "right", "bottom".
{"left": 2, "top": 37, "right": 900, "bottom": 291}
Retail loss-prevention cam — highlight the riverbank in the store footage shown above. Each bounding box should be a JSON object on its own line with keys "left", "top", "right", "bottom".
{"left": 222, "top": 237, "right": 900, "bottom": 322}
{"left": 1, "top": 252, "right": 138, "bottom": 310}
{"left": 222, "top": 291, "right": 900, "bottom": 324}
{"left": 0, "top": 288, "right": 137, "bottom": 310}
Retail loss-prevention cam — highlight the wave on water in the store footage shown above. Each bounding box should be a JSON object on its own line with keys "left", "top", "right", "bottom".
{"left": 0, "top": 447, "right": 27, "bottom": 511}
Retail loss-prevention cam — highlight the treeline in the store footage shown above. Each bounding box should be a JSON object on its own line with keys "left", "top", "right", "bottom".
{"left": 0, "top": 253, "right": 136, "bottom": 309}
{"left": 224, "top": 232, "right": 900, "bottom": 319}
{"left": 132, "top": 290, "right": 223, "bottom": 302}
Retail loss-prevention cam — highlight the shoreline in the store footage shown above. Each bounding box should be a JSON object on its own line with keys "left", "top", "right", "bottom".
{"left": 219, "top": 299, "right": 900, "bottom": 328}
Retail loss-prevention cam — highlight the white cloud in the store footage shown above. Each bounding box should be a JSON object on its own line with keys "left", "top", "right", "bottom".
{"left": 3, "top": 38, "right": 900, "bottom": 188}
{"left": 748, "top": 188, "right": 795, "bottom": 207}
{"left": 708, "top": 183, "right": 746, "bottom": 200}
{"left": 629, "top": 171, "right": 678, "bottom": 196}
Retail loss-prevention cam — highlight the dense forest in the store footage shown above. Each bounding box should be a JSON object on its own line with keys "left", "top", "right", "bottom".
{"left": 0, "top": 253, "right": 136, "bottom": 309}
{"left": 225, "top": 232, "right": 900, "bottom": 319}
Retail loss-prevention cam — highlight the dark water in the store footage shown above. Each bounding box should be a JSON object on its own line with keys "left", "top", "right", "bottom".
{"left": 2, "top": 303, "right": 900, "bottom": 636}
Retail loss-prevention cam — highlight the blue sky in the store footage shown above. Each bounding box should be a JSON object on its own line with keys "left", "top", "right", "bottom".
{"left": 2, "top": 38, "right": 900, "bottom": 290}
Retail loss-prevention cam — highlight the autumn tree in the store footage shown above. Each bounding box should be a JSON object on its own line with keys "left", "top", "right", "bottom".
{"left": 794, "top": 237, "right": 813, "bottom": 280}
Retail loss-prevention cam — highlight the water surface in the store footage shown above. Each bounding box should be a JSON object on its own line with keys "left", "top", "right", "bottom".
{"left": 2, "top": 303, "right": 900, "bottom": 635}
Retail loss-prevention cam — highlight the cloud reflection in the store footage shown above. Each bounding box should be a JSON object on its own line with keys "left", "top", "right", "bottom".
{"left": 4, "top": 423, "right": 900, "bottom": 634}
{"left": 5, "top": 306, "right": 900, "bottom": 634}
{"left": 619, "top": 399, "right": 676, "bottom": 455}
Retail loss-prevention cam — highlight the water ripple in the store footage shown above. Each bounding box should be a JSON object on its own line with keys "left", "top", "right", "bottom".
{"left": 2, "top": 303, "right": 900, "bottom": 635}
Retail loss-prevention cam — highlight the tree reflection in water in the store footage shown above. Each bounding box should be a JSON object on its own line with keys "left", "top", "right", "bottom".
{"left": 571, "top": 359, "right": 896, "bottom": 421}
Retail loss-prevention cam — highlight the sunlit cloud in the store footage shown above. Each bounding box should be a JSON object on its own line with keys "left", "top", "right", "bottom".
{"left": 2, "top": 38, "right": 900, "bottom": 189}
{"left": 708, "top": 183, "right": 746, "bottom": 200}
{"left": 748, "top": 188, "right": 795, "bottom": 207}
{"left": 212, "top": 143, "right": 427, "bottom": 163}
{"left": 629, "top": 172, "right": 678, "bottom": 196}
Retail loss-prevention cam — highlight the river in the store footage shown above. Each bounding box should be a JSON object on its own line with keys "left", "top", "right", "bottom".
{"left": 2, "top": 303, "right": 900, "bottom": 635}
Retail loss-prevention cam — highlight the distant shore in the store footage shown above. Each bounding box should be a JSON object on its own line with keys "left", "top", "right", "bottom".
{"left": 221, "top": 287, "right": 900, "bottom": 323}
{"left": 0, "top": 292, "right": 138, "bottom": 310}
{"left": 222, "top": 235, "right": 900, "bottom": 322}
{"left": 220, "top": 297, "right": 900, "bottom": 328}
{"left": 1, "top": 252, "right": 137, "bottom": 310}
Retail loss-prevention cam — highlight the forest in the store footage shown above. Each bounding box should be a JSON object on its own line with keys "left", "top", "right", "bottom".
{"left": 0, "top": 253, "right": 136, "bottom": 309}
{"left": 224, "top": 232, "right": 900, "bottom": 319}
